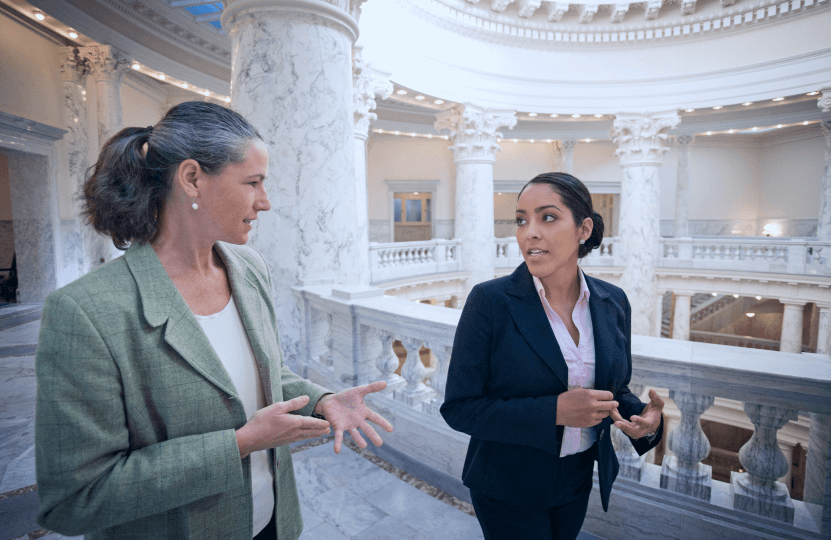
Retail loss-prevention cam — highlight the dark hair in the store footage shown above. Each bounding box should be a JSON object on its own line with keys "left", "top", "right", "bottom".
{"left": 519, "top": 172, "right": 604, "bottom": 258}
{"left": 83, "top": 101, "right": 262, "bottom": 249}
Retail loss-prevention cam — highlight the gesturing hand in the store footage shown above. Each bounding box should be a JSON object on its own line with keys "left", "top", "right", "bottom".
{"left": 316, "top": 381, "right": 394, "bottom": 453}
{"left": 556, "top": 388, "right": 619, "bottom": 428}
{"left": 235, "top": 395, "right": 332, "bottom": 458}
{"left": 610, "top": 389, "right": 664, "bottom": 439}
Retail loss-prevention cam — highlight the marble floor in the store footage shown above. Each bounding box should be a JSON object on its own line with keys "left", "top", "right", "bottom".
{"left": 0, "top": 304, "right": 602, "bottom": 540}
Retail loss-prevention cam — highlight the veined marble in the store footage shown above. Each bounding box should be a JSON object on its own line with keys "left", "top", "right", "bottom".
{"left": 816, "top": 307, "right": 830, "bottom": 356}
{"left": 673, "top": 135, "right": 693, "bottom": 238}
{"left": 779, "top": 302, "right": 805, "bottom": 353}
{"left": 561, "top": 139, "right": 577, "bottom": 174}
{"left": 227, "top": 2, "right": 362, "bottom": 368}
{"left": 817, "top": 120, "right": 831, "bottom": 242}
{"left": 671, "top": 292, "right": 691, "bottom": 340}
{"left": 80, "top": 46, "right": 130, "bottom": 148}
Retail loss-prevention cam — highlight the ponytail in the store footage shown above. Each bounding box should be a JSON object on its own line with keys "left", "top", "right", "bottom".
{"left": 580, "top": 211, "right": 604, "bottom": 258}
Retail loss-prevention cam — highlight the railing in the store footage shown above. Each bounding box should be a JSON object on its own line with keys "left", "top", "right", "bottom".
{"left": 369, "top": 239, "right": 462, "bottom": 284}
{"left": 294, "top": 283, "right": 830, "bottom": 540}
{"left": 690, "top": 330, "right": 814, "bottom": 353}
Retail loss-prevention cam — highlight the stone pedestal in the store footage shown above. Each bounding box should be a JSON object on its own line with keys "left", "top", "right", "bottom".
{"left": 561, "top": 139, "right": 577, "bottom": 174}
{"left": 732, "top": 403, "right": 798, "bottom": 523}
{"left": 434, "top": 104, "right": 516, "bottom": 297}
{"left": 673, "top": 135, "right": 693, "bottom": 237}
{"left": 661, "top": 390, "right": 714, "bottom": 500}
{"left": 779, "top": 301, "right": 805, "bottom": 353}
{"left": 671, "top": 291, "right": 692, "bottom": 340}
{"left": 223, "top": 0, "right": 365, "bottom": 368}
{"left": 611, "top": 112, "right": 679, "bottom": 336}
{"left": 818, "top": 120, "right": 831, "bottom": 241}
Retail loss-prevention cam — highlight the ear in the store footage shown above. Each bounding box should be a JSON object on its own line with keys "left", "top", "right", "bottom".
{"left": 580, "top": 216, "right": 594, "bottom": 242}
{"left": 174, "top": 159, "right": 202, "bottom": 198}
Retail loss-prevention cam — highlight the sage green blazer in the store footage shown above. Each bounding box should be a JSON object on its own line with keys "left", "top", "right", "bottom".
{"left": 35, "top": 241, "right": 328, "bottom": 540}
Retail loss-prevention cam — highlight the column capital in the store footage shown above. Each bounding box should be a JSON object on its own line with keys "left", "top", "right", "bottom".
{"left": 610, "top": 111, "right": 680, "bottom": 166}
{"left": 561, "top": 139, "right": 577, "bottom": 150}
{"left": 222, "top": 0, "right": 364, "bottom": 42}
{"left": 818, "top": 88, "right": 831, "bottom": 113}
{"left": 676, "top": 134, "right": 694, "bottom": 147}
{"left": 434, "top": 104, "right": 516, "bottom": 163}
{"left": 821, "top": 119, "right": 831, "bottom": 150}
{"left": 79, "top": 45, "right": 131, "bottom": 84}
{"left": 59, "top": 47, "right": 90, "bottom": 85}
{"left": 353, "top": 45, "right": 392, "bottom": 138}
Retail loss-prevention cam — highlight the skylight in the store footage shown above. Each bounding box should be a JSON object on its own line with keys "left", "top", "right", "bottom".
{"left": 182, "top": 2, "right": 223, "bottom": 30}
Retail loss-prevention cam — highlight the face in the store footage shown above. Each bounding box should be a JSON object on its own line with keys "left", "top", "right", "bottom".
{"left": 195, "top": 140, "right": 271, "bottom": 245}
{"left": 515, "top": 183, "right": 592, "bottom": 280}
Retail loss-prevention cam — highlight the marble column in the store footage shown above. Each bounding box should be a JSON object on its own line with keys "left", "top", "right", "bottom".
{"left": 816, "top": 306, "right": 831, "bottom": 355}
{"left": 353, "top": 45, "right": 391, "bottom": 285}
{"left": 671, "top": 291, "right": 692, "bottom": 340}
{"left": 804, "top": 409, "right": 831, "bottom": 538}
{"left": 59, "top": 48, "right": 90, "bottom": 282}
{"left": 674, "top": 135, "right": 693, "bottom": 238}
{"left": 434, "top": 104, "right": 516, "bottom": 296}
{"left": 79, "top": 45, "right": 131, "bottom": 268}
{"left": 611, "top": 112, "right": 680, "bottom": 336}
{"left": 817, "top": 119, "right": 831, "bottom": 241}
{"left": 780, "top": 301, "right": 805, "bottom": 353}
{"left": 561, "top": 139, "right": 577, "bottom": 174}
{"left": 223, "top": 0, "right": 365, "bottom": 368}
{"left": 661, "top": 390, "right": 715, "bottom": 500}
{"left": 732, "top": 403, "right": 798, "bottom": 523}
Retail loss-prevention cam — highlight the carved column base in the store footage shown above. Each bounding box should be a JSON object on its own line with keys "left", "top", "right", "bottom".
{"left": 617, "top": 450, "right": 647, "bottom": 481}
{"left": 730, "top": 471, "right": 795, "bottom": 523}
{"left": 660, "top": 457, "right": 712, "bottom": 500}
{"left": 394, "top": 385, "right": 434, "bottom": 408}
{"left": 382, "top": 375, "right": 406, "bottom": 396}
{"left": 421, "top": 398, "right": 443, "bottom": 417}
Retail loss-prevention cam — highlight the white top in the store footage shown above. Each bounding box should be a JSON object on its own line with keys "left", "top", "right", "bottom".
{"left": 193, "top": 297, "right": 274, "bottom": 536}
{"left": 532, "top": 272, "right": 598, "bottom": 457}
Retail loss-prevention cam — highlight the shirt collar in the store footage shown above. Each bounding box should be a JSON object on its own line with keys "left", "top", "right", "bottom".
{"left": 532, "top": 270, "right": 591, "bottom": 307}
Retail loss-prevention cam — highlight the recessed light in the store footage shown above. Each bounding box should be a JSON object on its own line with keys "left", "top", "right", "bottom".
{"left": 415, "top": 95, "right": 425, "bottom": 100}
{"left": 751, "top": 127, "right": 758, "bottom": 131}
{"left": 394, "top": 131, "right": 400, "bottom": 135}
{"left": 497, "top": 138, "right": 502, "bottom": 142}
{"left": 409, "top": 133, "right": 416, "bottom": 137}
{"left": 747, "top": 313, "right": 755, "bottom": 318}
{"left": 132, "top": 63, "right": 141, "bottom": 70}
{"left": 706, "top": 131, "right": 712, "bottom": 135}
{"left": 713, "top": 106, "right": 723, "bottom": 110}
{"left": 396, "top": 89, "right": 407, "bottom": 95}
{"left": 530, "top": 139, "right": 535, "bottom": 143}
{"left": 442, "top": 135, "right": 448, "bottom": 139}
{"left": 159, "top": 74, "right": 165, "bottom": 80}
{"left": 733, "top": 294, "right": 739, "bottom": 298}
{"left": 434, "top": 99, "right": 444, "bottom": 104}
{"left": 224, "top": 97, "right": 231, "bottom": 103}
{"left": 772, "top": 97, "right": 784, "bottom": 101}
{"left": 427, "top": 134, "right": 432, "bottom": 138}
{"left": 728, "top": 129, "right": 734, "bottom": 134}
{"left": 807, "top": 91, "right": 819, "bottom": 96}
{"left": 743, "top": 102, "right": 752, "bottom": 106}
{"left": 584, "top": 138, "right": 591, "bottom": 142}
{"left": 572, "top": 114, "right": 581, "bottom": 118}
{"left": 528, "top": 112, "right": 537, "bottom": 117}
{"left": 803, "top": 121, "right": 810, "bottom": 125}
{"left": 182, "top": 83, "right": 188, "bottom": 88}
{"left": 202, "top": 90, "right": 209, "bottom": 96}
{"left": 513, "top": 139, "right": 518, "bottom": 142}
{"left": 756, "top": 296, "right": 762, "bottom": 300}
{"left": 34, "top": 11, "right": 45, "bottom": 20}
{"left": 550, "top": 114, "right": 558, "bottom": 118}
{"left": 545, "top": 139, "right": 552, "bottom": 143}
{"left": 497, "top": 192, "right": 502, "bottom": 195}
{"left": 69, "top": 31, "right": 78, "bottom": 39}
{"left": 685, "top": 109, "right": 694, "bottom": 112}
{"left": 712, "top": 292, "right": 718, "bottom": 296}
{"left": 594, "top": 114, "right": 603, "bottom": 118}
{"left": 776, "top": 124, "right": 783, "bottom": 128}
{"left": 377, "top": 129, "right": 384, "bottom": 133}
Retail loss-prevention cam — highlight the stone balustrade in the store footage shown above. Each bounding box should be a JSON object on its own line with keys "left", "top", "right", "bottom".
{"left": 293, "top": 282, "right": 830, "bottom": 540}
{"left": 369, "top": 239, "right": 462, "bottom": 284}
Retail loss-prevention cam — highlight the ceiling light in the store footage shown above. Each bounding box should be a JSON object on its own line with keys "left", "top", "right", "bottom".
{"left": 751, "top": 127, "right": 758, "bottom": 131}
{"left": 772, "top": 97, "right": 784, "bottom": 101}
{"left": 182, "top": 83, "right": 188, "bottom": 88}
{"left": 712, "top": 292, "right": 718, "bottom": 296}
{"left": 202, "top": 90, "right": 209, "bottom": 96}
{"left": 530, "top": 139, "right": 535, "bottom": 143}
{"left": 776, "top": 124, "right": 783, "bottom": 128}
{"left": 807, "top": 91, "right": 819, "bottom": 96}
{"left": 728, "top": 129, "right": 734, "bottom": 134}
{"left": 224, "top": 97, "right": 231, "bottom": 103}
{"left": 377, "top": 129, "right": 384, "bottom": 133}
{"left": 733, "top": 294, "right": 739, "bottom": 298}
{"left": 497, "top": 192, "right": 502, "bottom": 195}
{"left": 685, "top": 109, "right": 694, "bottom": 112}
{"left": 132, "top": 63, "right": 141, "bottom": 70}
{"left": 803, "top": 121, "right": 810, "bottom": 125}
{"left": 427, "top": 134, "right": 433, "bottom": 138}
{"left": 158, "top": 74, "right": 165, "bottom": 80}
{"left": 572, "top": 114, "right": 581, "bottom": 118}
{"left": 81, "top": 90, "right": 86, "bottom": 95}
{"left": 528, "top": 112, "right": 537, "bottom": 117}
{"left": 396, "top": 89, "right": 407, "bottom": 95}
{"left": 513, "top": 139, "right": 518, "bottom": 142}
{"left": 713, "top": 106, "right": 723, "bottom": 110}
{"left": 706, "top": 131, "right": 712, "bottom": 135}
{"left": 550, "top": 114, "right": 558, "bottom": 118}
{"left": 584, "top": 138, "right": 591, "bottom": 142}
{"left": 743, "top": 102, "right": 752, "bottom": 106}
{"left": 594, "top": 114, "right": 603, "bottom": 118}
{"left": 545, "top": 139, "right": 552, "bottom": 143}
{"left": 434, "top": 99, "right": 444, "bottom": 104}
{"left": 414, "top": 192, "right": 419, "bottom": 195}
{"left": 409, "top": 133, "right": 416, "bottom": 137}
{"left": 69, "top": 31, "right": 78, "bottom": 39}
{"left": 497, "top": 138, "right": 502, "bottom": 142}
{"left": 442, "top": 135, "right": 448, "bottom": 139}
{"left": 746, "top": 313, "right": 755, "bottom": 318}
{"left": 394, "top": 131, "right": 400, "bottom": 135}
{"left": 34, "top": 11, "right": 45, "bottom": 20}
{"left": 756, "top": 296, "right": 762, "bottom": 300}
{"left": 415, "top": 95, "right": 425, "bottom": 100}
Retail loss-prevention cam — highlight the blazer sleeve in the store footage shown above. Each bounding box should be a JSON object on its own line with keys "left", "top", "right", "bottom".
{"left": 612, "top": 291, "right": 664, "bottom": 455}
{"left": 35, "top": 291, "right": 245, "bottom": 536}
{"left": 440, "top": 284, "right": 561, "bottom": 455}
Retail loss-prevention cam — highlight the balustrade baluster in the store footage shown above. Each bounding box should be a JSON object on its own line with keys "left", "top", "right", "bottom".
{"left": 394, "top": 337, "right": 434, "bottom": 407}
{"left": 422, "top": 344, "right": 452, "bottom": 416}
{"left": 731, "top": 403, "right": 798, "bottom": 523}
{"left": 660, "top": 390, "right": 715, "bottom": 500}
{"left": 372, "top": 329, "right": 405, "bottom": 393}
{"left": 612, "top": 384, "right": 647, "bottom": 480}
{"left": 319, "top": 313, "right": 335, "bottom": 367}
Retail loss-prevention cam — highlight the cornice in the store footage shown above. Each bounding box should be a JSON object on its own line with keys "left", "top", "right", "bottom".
{"left": 384, "top": 179, "right": 442, "bottom": 192}
{"left": 0, "top": 110, "right": 67, "bottom": 142}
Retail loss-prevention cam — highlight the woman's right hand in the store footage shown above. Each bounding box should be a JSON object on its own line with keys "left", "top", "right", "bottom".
{"left": 235, "top": 396, "right": 331, "bottom": 458}
{"left": 556, "top": 388, "right": 619, "bottom": 428}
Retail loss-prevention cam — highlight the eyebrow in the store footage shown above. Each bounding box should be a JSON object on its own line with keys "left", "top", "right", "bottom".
{"left": 515, "top": 204, "right": 562, "bottom": 214}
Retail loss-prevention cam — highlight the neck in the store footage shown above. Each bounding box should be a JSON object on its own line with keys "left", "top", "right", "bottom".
{"left": 151, "top": 207, "right": 219, "bottom": 279}
{"left": 538, "top": 262, "right": 581, "bottom": 307}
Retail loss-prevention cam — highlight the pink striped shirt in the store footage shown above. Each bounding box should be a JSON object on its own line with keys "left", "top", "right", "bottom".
{"left": 532, "top": 271, "right": 598, "bottom": 458}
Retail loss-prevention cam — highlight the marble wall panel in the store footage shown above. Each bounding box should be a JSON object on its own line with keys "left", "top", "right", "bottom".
{"left": 0, "top": 220, "right": 13, "bottom": 269}
{"left": 434, "top": 219, "right": 454, "bottom": 240}
{"left": 393, "top": 225, "right": 431, "bottom": 242}
{"left": 494, "top": 219, "right": 517, "bottom": 238}
{"left": 368, "top": 220, "right": 390, "bottom": 243}
{"left": 60, "top": 219, "right": 82, "bottom": 285}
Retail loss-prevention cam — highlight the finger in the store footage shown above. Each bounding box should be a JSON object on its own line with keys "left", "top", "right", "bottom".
{"left": 359, "top": 421, "right": 383, "bottom": 447}
{"left": 592, "top": 390, "right": 615, "bottom": 401}
{"left": 274, "top": 395, "right": 310, "bottom": 414}
{"left": 365, "top": 409, "right": 394, "bottom": 433}
{"left": 333, "top": 429, "right": 343, "bottom": 454}
{"left": 609, "top": 408, "right": 626, "bottom": 423}
{"left": 597, "top": 400, "right": 619, "bottom": 411}
{"left": 358, "top": 381, "right": 388, "bottom": 396}
{"left": 614, "top": 420, "right": 638, "bottom": 437}
{"left": 349, "top": 428, "right": 368, "bottom": 448}
{"left": 649, "top": 389, "right": 665, "bottom": 409}
{"left": 299, "top": 417, "right": 331, "bottom": 430}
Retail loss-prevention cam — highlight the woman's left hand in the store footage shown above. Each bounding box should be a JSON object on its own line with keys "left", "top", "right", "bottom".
{"left": 610, "top": 389, "right": 664, "bottom": 439}
{"left": 315, "top": 381, "right": 394, "bottom": 453}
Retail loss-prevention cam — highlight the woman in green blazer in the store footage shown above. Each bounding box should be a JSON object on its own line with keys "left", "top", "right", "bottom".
{"left": 35, "top": 102, "right": 392, "bottom": 540}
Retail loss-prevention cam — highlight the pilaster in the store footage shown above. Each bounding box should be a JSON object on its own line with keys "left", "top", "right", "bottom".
{"left": 561, "top": 139, "right": 577, "bottom": 174}
{"left": 817, "top": 119, "right": 831, "bottom": 242}
{"left": 674, "top": 135, "right": 693, "bottom": 238}
{"left": 780, "top": 301, "right": 806, "bottom": 353}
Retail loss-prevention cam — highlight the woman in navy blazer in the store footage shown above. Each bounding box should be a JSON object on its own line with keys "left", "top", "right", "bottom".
{"left": 441, "top": 173, "right": 664, "bottom": 540}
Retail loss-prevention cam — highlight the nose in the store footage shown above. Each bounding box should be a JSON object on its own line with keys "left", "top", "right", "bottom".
{"left": 525, "top": 219, "right": 540, "bottom": 239}
{"left": 255, "top": 186, "right": 271, "bottom": 212}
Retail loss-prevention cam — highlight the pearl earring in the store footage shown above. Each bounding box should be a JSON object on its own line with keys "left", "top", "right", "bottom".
{"left": 191, "top": 198, "right": 198, "bottom": 210}
{"left": 579, "top": 239, "right": 585, "bottom": 245}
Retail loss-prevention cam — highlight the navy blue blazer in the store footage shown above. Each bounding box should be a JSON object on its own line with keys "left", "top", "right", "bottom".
{"left": 440, "top": 262, "right": 663, "bottom": 511}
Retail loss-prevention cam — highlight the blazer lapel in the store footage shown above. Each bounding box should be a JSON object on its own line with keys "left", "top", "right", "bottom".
{"left": 215, "top": 243, "right": 275, "bottom": 406}
{"left": 505, "top": 263, "right": 569, "bottom": 390}
{"left": 125, "top": 242, "right": 238, "bottom": 398}
{"left": 584, "top": 272, "right": 615, "bottom": 393}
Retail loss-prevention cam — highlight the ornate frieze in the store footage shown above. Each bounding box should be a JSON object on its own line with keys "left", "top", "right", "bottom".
{"left": 645, "top": 0, "right": 664, "bottom": 19}
{"left": 681, "top": 0, "right": 697, "bottom": 15}
{"left": 610, "top": 112, "right": 680, "bottom": 166}
{"left": 611, "top": 3, "right": 630, "bottom": 22}
{"left": 79, "top": 45, "right": 131, "bottom": 83}
{"left": 546, "top": 2, "right": 569, "bottom": 21}
{"left": 491, "top": 0, "right": 515, "bottom": 12}
{"left": 819, "top": 89, "right": 831, "bottom": 114}
{"left": 59, "top": 48, "right": 90, "bottom": 85}
{"left": 352, "top": 46, "right": 392, "bottom": 138}
{"left": 434, "top": 104, "right": 516, "bottom": 163}
{"left": 578, "top": 4, "right": 600, "bottom": 23}
{"left": 518, "top": 0, "right": 543, "bottom": 17}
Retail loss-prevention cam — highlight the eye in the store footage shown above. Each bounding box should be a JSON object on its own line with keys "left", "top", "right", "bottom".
{"left": 515, "top": 217, "right": 526, "bottom": 226}
{"left": 543, "top": 214, "right": 556, "bottom": 222}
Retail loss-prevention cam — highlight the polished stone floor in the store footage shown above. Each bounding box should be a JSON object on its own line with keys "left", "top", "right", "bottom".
{"left": 0, "top": 304, "right": 602, "bottom": 540}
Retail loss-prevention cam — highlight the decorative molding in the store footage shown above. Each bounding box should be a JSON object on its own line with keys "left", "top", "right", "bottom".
{"left": 79, "top": 45, "right": 131, "bottom": 83}
{"left": 578, "top": 3, "right": 599, "bottom": 23}
{"left": 353, "top": 46, "right": 393, "bottom": 137}
{"left": 819, "top": 89, "right": 831, "bottom": 113}
{"left": 434, "top": 104, "right": 517, "bottom": 163}
{"left": 59, "top": 47, "right": 90, "bottom": 85}
{"left": 384, "top": 179, "right": 441, "bottom": 193}
{"left": 221, "top": 0, "right": 361, "bottom": 42}
{"left": 493, "top": 179, "right": 528, "bottom": 192}
{"left": 584, "top": 180, "right": 622, "bottom": 194}
{"left": 610, "top": 3, "right": 630, "bottom": 23}
{"left": 546, "top": 2, "right": 569, "bottom": 20}
{"left": 675, "top": 134, "right": 694, "bottom": 146}
{"left": 517, "top": 0, "right": 543, "bottom": 17}
{"left": 0, "top": 111, "right": 67, "bottom": 143}
{"left": 610, "top": 111, "right": 680, "bottom": 166}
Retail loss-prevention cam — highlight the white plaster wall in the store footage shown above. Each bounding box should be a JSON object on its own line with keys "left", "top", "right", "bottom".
{"left": 121, "top": 77, "right": 167, "bottom": 132}
{"left": 757, "top": 132, "right": 825, "bottom": 220}
{"left": 493, "top": 141, "right": 558, "bottom": 181}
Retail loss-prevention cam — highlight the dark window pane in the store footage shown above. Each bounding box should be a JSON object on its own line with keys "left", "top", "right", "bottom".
{"left": 425, "top": 198, "right": 431, "bottom": 223}
{"left": 406, "top": 199, "right": 422, "bottom": 222}
{"left": 394, "top": 198, "right": 402, "bottom": 223}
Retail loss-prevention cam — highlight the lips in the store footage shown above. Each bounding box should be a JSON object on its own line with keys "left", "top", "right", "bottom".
{"left": 527, "top": 249, "right": 548, "bottom": 257}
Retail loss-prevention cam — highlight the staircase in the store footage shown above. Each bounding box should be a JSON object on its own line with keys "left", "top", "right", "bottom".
{"left": 660, "top": 293, "right": 719, "bottom": 338}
